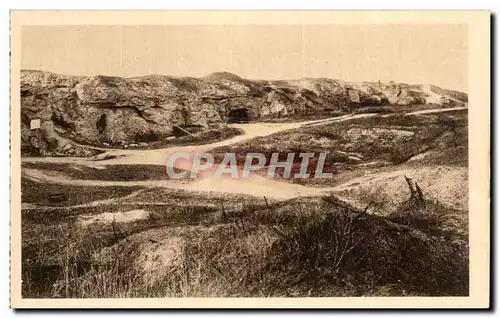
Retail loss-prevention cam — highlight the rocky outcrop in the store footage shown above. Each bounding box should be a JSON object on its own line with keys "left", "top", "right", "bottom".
{"left": 20, "top": 70, "right": 467, "bottom": 155}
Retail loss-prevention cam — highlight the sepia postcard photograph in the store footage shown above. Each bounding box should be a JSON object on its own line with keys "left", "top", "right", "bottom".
{"left": 9, "top": 10, "right": 490, "bottom": 309}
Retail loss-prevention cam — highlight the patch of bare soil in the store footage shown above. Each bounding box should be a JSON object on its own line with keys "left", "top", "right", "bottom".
{"left": 79, "top": 209, "right": 150, "bottom": 226}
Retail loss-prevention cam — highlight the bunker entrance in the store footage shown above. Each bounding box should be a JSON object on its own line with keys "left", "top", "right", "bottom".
{"left": 227, "top": 108, "right": 250, "bottom": 123}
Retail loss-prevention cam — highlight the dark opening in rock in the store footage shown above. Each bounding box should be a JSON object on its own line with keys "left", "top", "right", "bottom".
{"left": 227, "top": 108, "right": 250, "bottom": 123}
{"left": 96, "top": 114, "right": 107, "bottom": 134}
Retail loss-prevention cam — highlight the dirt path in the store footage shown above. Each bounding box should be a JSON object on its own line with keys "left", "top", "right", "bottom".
{"left": 23, "top": 167, "right": 328, "bottom": 200}
{"left": 22, "top": 107, "right": 465, "bottom": 167}
{"left": 23, "top": 160, "right": 467, "bottom": 211}
{"left": 22, "top": 115, "right": 352, "bottom": 166}
{"left": 129, "top": 105, "right": 465, "bottom": 163}
{"left": 406, "top": 106, "right": 467, "bottom": 116}
{"left": 22, "top": 107, "right": 467, "bottom": 201}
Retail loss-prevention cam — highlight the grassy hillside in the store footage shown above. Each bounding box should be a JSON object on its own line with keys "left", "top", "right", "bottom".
{"left": 21, "top": 181, "right": 468, "bottom": 298}
{"left": 213, "top": 110, "right": 468, "bottom": 182}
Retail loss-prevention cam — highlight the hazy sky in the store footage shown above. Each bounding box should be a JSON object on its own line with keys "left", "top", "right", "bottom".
{"left": 21, "top": 24, "right": 468, "bottom": 91}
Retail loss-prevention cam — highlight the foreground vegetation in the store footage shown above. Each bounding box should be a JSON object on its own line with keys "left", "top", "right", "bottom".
{"left": 21, "top": 180, "right": 468, "bottom": 298}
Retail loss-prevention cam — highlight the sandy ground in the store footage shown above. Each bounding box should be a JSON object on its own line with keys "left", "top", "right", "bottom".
{"left": 22, "top": 106, "right": 468, "bottom": 221}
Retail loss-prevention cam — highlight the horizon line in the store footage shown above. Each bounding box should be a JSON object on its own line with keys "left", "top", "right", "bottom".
{"left": 20, "top": 68, "right": 468, "bottom": 93}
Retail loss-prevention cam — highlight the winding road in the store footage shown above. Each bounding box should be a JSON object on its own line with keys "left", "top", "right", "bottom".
{"left": 22, "top": 107, "right": 467, "bottom": 200}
